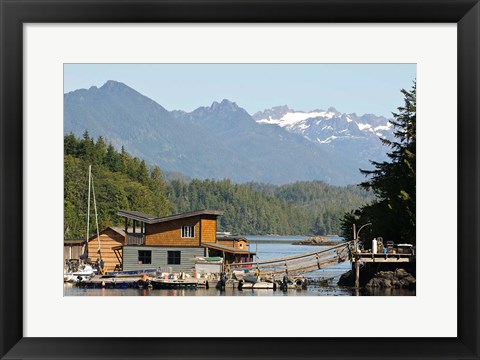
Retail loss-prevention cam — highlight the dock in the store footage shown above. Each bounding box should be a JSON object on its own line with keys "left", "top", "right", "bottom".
{"left": 73, "top": 240, "right": 415, "bottom": 291}
{"left": 352, "top": 252, "right": 415, "bottom": 288}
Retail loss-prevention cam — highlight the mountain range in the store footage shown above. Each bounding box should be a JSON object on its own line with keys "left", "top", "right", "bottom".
{"left": 64, "top": 80, "right": 394, "bottom": 186}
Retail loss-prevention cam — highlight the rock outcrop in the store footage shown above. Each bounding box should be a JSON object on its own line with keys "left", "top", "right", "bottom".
{"left": 293, "top": 236, "right": 339, "bottom": 246}
{"left": 337, "top": 266, "right": 416, "bottom": 289}
{"left": 366, "top": 269, "right": 416, "bottom": 289}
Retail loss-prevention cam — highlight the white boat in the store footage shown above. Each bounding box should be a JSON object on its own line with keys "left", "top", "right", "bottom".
{"left": 240, "top": 281, "right": 276, "bottom": 290}
{"left": 64, "top": 265, "right": 96, "bottom": 282}
{"left": 150, "top": 278, "right": 198, "bottom": 289}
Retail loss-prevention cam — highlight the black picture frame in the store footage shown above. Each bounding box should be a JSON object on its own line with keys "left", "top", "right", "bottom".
{"left": 1, "top": 1, "right": 479, "bottom": 359}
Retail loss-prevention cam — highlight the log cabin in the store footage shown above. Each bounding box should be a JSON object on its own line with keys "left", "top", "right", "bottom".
{"left": 116, "top": 209, "right": 254, "bottom": 273}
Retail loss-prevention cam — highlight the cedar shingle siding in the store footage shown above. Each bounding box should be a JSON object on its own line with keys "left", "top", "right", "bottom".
{"left": 200, "top": 216, "right": 217, "bottom": 243}
{"left": 146, "top": 217, "right": 200, "bottom": 246}
{"left": 145, "top": 214, "right": 218, "bottom": 246}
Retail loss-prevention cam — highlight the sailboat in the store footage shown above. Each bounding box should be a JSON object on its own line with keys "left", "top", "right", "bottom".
{"left": 64, "top": 165, "right": 102, "bottom": 282}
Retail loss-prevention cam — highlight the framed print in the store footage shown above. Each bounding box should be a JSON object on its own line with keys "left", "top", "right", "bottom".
{"left": 1, "top": 1, "right": 479, "bottom": 359}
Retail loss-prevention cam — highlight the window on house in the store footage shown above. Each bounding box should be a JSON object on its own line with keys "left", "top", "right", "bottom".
{"left": 181, "top": 225, "right": 194, "bottom": 238}
{"left": 138, "top": 250, "right": 152, "bottom": 264}
{"left": 168, "top": 251, "right": 181, "bottom": 265}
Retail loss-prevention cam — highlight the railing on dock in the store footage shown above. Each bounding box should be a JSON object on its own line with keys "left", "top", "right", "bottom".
{"left": 352, "top": 252, "right": 415, "bottom": 263}
{"left": 225, "top": 241, "right": 353, "bottom": 277}
{"left": 126, "top": 233, "right": 145, "bottom": 245}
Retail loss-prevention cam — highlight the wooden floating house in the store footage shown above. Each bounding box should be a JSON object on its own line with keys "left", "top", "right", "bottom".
{"left": 85, "top": 227, "right": 130, "bottom": 272}
{"left": 114, "top": 209, "right": 255, "bottom": 273}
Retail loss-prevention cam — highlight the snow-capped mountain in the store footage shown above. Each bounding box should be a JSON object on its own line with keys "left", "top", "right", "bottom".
{"left": 253, "top": 105, "right": 394, "bottom": 171}
{"left": 253, "top": 105, "right": 393, "bottom": 144}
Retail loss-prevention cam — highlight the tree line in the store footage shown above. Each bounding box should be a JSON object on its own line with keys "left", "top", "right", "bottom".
{"left": 64, "top": 132, "right": 374, "bottom": 238}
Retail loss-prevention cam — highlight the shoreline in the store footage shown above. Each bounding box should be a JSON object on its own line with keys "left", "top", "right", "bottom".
{"left": 291, "top": 236, "right": 342, "bottom": 246}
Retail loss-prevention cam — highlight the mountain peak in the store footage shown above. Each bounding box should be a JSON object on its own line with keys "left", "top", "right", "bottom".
{"left": 210, "top": 99, "right": 239, "bottom": 111}
{"left": 101, "top": 80, "right": 131, "bottom": 91}
{"left": 272, "top": 105, "right": 293, "bottom": 112}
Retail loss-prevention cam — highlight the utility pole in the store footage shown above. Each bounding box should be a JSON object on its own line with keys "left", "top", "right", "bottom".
{"left": 353, "top": 223, "right": 372, "bottom": 289}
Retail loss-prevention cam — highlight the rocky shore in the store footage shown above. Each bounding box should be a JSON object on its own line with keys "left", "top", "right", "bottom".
{"left": 338, "top": 266, "right": 416, "bottom": 289}
{"left": 292, "top": 236, "right": 339, "bottom": 246}
{"left": 365, "top": 269, "right": 416, "bottom": 289}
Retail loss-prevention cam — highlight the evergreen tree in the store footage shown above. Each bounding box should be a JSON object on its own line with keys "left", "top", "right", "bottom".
{"left": 150, "top": 166, "right": 171, "bottom": 216}
{"left": 342, "top": 81, "right": 416, "bottom": 244}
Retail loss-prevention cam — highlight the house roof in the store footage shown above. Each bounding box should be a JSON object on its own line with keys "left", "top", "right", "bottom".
{"left": 117, "top": 209, "right": 224, "bottom": 224}
{"left": 86, "top": 226, "right": 132, "bottom": 242}
{"left": 64, "top": 239, "right": 86, "bottom": 245}
{"left": 110, "top": 227, "right": 129, "bottom": 237}
{"left": 216, "top": 236, "right": 248, "bottom": 242}
{"left": 201, "top": 242, "right": 253, "bottom": 255}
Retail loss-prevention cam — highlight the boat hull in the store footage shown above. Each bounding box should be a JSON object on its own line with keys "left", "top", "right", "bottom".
{"left": 105, "top": 269, "right": 157, "bottom": 278}
{"left": 151, "top": 279, "right": 198, "bottom": 290}
{"left": 241, "top": 281, "right": 276, "bottom": 290}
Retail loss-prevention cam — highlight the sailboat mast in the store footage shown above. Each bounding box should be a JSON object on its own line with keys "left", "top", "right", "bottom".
{"left": 86, "top": 165, "right": 92, "bottom": 257}
{"left": 91, "top": 172, "right": 101, "bottom": 259}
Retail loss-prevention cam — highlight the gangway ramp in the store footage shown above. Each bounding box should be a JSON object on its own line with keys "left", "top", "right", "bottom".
{"left": 226, "top": 241, "right": 353, "bottom": 277}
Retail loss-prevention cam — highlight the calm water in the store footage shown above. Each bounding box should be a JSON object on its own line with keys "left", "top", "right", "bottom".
{"left": 64, "top": 237, "right": 415, "bottom": 296}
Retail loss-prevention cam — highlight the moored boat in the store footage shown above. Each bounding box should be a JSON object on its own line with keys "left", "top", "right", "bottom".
{"left": 150, "top": 278, "right": 198, "bottom": 290}
{"left": 64, "top": 264, "right": 96, "bottom": 282}
{"left": 240, "top": 281, "right": 276, "bottom": 290}
{"left": 78, "top": 276, "right": 150, "bottom": 289}
{"left": 104, "top": 269, "right": 157, "bottom": 278}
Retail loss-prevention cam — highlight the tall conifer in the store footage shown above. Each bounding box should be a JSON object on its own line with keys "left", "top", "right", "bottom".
{"left": 343, "top": 81, "right": 416, "bottom": 244}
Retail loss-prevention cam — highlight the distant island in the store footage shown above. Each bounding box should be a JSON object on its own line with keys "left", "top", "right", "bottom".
{"left": 292, "top": 236, "right": 341, "bottom": 246}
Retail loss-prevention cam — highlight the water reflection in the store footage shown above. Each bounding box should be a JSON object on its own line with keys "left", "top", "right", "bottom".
{"left": 64, "top": 283, "right": 393, "bottom": 297}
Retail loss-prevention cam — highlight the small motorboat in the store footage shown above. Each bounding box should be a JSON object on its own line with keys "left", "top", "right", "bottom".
{"left": 240, "top": 281, "right": 277, "bottom": 290}
{"left": 64, "top": 265, "right": 96, "bottom": 282}
{"left": 104, "top": 269, "right": 157, "bottom": 278}
{"left": 150, "top": 278, "right": 198, "bottom": 290}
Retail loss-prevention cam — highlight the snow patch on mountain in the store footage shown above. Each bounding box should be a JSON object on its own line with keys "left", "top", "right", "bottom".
{"left": 357, "top": 123, "right": 372, "bottom": 131}
{"left": 255, "top": 108, "right": 338, "bottom": 128}
{"left": 253, "top": 105, "right": 393, "bottom": 145}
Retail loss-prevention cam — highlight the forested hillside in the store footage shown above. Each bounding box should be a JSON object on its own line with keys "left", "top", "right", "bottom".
{"left": 64, "top": 133, "right": 374, "bottom": 238}
{"left": 64, "top": 132, "right": 172, "bottom": 238}
{"left": 167, "top": 179, "right": 373, "bottom": 235}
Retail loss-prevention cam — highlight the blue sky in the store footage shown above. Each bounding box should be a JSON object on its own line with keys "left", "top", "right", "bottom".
{"left": 64, "top": 64, "right": 415, "bottom": 118}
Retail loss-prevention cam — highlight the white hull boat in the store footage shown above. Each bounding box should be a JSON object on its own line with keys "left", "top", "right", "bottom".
{"left": 64, "top": 265, "right": 96, "bottom": 282}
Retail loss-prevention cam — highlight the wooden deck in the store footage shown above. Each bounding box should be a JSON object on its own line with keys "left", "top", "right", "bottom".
{"left": 353, "top": 253, "right": 415, "bottom": 263}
